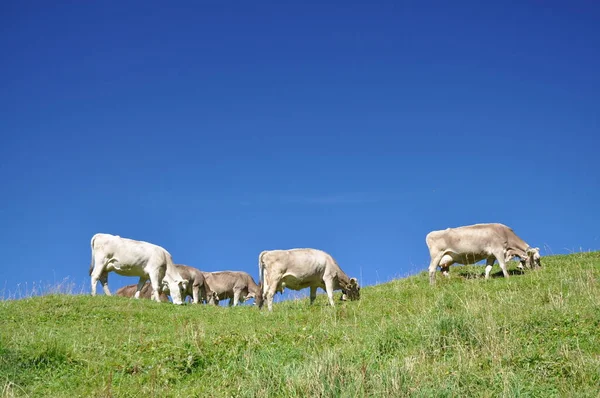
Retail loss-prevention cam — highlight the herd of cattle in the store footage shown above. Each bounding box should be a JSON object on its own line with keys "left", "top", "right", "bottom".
{"left": 89, "top": 222, "right": 542, "bottom": 311}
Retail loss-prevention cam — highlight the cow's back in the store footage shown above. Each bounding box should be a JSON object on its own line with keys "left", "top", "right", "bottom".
{"left": 100, "top": 235, "right": 170, "bottom": 273}
{"left": 263, "top": 248, "right": 340, "bottom": 282}
{"left": 206, "top": 271, "right": 241, "bottom": 289}
{"left": 175, "top": 265, "right": 204, "bottom": 283}
{"left": 203, "top": 272, "right": 231, "bottom": 293}
{"left": 427, "top": 223, "right": 513, "bottom": 252}
{"left": 264, "top": 248, "right": 331, "bottom": 271}
{"left": 204, "top": 271, "right": 258, "bottom": 293}
{"left": 116, "top": 284, "right": 139, "bottom": 297}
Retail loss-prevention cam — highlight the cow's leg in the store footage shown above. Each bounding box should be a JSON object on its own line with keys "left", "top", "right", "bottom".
{"left": 265, "top": 271, "right": 283, "bottom": 311}
{"left": 233, "top": 290, "right": 242, "bottom": 306}
{"left": 91, "top": 265, "right": 111, "bottom": 296}
{"left": 90, "top": 257, "right": 110, "bottom": 296}
{"left": 198, "top": 285, "right": 206, "bottom": 304}
{"left": 90, "top": 271, "right": 108, "bottom": 296}
{"left": 484, "top": 257, "right": 495, "bottom": 279}
{"left": 134, "top": 277, "right": 148, "bottom": 299}
{"left": 148, "top": 272, "right": 162, "bottom": 303}
{"left": 266, "top": 290, "right": 274, "bottom": 311}
{"left": 266, "top": 284, "right": 279, "bottom": 312}
{"left": 309, "top": 286, "right": 317, "bottom": 304}
{"left": 428, "top": 253, "right": 445, "bottom": 285}
{"left": 90, "top": 277, "right": 97, "bottom": 296}
{"left": 324, "top": 278, "right": 336, "bottom": 307}
{"left": 496, "top": 253, "right": 510, "bottom": 279}
{"left": 191, "top": 284, "right": 200, "bottom": 304}
{"left": 261, "top": 268, "right": 269, "bottom": 298}
{"left": 99, "top": 272, "right": 111, "bottom": 296}
{"left": 90, "top": 269, "right": 99, "bottom": 296}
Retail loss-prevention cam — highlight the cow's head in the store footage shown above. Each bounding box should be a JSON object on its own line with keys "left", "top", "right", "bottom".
{"left": 525, "top": 247, "right": 542, "bottom": 269}
{"left": 253, "top": 286, "right": 264, "bottom": 309}
{"left": 161, "top": 277, "right": 189, "bottom": 305}
{"left": 206, "top": 291, "right": 220, "bottom": 305}
{"left": 341, "top": 277, "right": 360, "bottom": 301}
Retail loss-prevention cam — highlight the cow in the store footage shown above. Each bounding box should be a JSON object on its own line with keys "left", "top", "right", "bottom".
{"left": 115, "top": 282, "right": 170, "bottom": 302}
{"left": 202, "top": 271, "right": 263, "bottom": 307}
{"left": 89, "top": 233, "right": 188, "bottom": 304}
{"left": 161, "top": 264, "right": 212, "bottom": 304}
{"left": 426, "top": 223, "right": 542, "bottom": 285}
{"left": 258, "top": 248, "right": 360, "bottom": 312}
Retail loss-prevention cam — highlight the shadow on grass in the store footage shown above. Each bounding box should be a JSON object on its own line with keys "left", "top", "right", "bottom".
{"left": 456, "top": 268, "right": 526, "bottom": 280}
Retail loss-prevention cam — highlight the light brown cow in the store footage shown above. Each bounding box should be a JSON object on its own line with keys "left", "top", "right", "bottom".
{"left": 162, "top": 264, "right": 213, "bottom": 304}
{"left": 259, "top": 248, "right": 360, "bottom": 311}
{"left": 202, "top": 271, "right": 262, "bottom": 307}
{"left": 426, "top": 223, "right": 541, "bottom": 285}
{"left": 116, "top": 282, "right": 170, "bottom": 302}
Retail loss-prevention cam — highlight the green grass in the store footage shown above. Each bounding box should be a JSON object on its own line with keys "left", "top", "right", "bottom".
{"left": 1, "top": 252, "right": 599, "bottom": 397}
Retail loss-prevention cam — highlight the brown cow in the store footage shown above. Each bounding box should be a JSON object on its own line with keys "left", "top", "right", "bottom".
{"left": 202, "top": 271, "right": 262, "bottom": 307}
{"left": 115, "top": 281, "right": 170, "bottom": 302}
{"left": 162, "top": 264, "right": 213, "bottom": 304}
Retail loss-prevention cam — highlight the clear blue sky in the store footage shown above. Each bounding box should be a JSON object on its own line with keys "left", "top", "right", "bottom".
{"left": 1, "top": 1, "right": 599, "bottom": 300}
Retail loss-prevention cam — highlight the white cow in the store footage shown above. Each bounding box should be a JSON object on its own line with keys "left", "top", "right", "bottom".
{"left": 259, "top": 248, "right": 360, "bottom": 311}
{"left": 426, "top": 223, "right": 541, "bottom": 285}
{"left": 89, "top": 233, "right": 188, "bottom": 304}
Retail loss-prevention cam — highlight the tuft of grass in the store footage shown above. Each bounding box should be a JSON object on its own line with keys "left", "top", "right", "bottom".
{"left": 1, "top": 252, "right": 599, "bottom": 397}
{"left": 1, "top": 277, "right": 86, "bottom": 301}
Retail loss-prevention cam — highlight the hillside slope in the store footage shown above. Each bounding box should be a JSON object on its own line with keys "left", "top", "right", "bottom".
{"left": 1, "top": 252, "right": 599, "bottom": 397}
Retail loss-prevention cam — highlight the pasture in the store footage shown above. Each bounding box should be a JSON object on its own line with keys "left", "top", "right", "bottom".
{"left": 1, "top": 252, "right": 599, "bottom": 397}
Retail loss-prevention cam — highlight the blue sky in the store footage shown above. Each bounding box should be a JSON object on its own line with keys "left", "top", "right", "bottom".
{"left": 1, "top": 1, "right": 599, "bottom": 301}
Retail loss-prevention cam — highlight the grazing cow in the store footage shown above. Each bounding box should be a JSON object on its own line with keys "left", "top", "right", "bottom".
{"left": 426, "top": 223, "right": 541, "bottom": 285}
{"left": 116, "top": 282, "right": 170, "bottom": 302}
{"left": 259, "top": 248, "right": 360, "bottom": 312}
{"left": 202, "top": 271, "right": 263, "bottom": 307}
{"left": 161, "top": 264, "right": 212, "bottom": 304}
{"left": 89, "top": 233, "right": 188, "bottom": 304}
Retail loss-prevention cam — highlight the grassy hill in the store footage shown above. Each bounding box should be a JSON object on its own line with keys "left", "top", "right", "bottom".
{"left": 1, "top": 252, "right": 599, "bottom": 397}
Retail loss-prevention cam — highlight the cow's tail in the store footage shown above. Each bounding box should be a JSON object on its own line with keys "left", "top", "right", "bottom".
{"left": 258, "top": 251, "right": 267, "bottom": 295}
{"left": 89, "top": 234, "right": 97, "bottom": 276}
